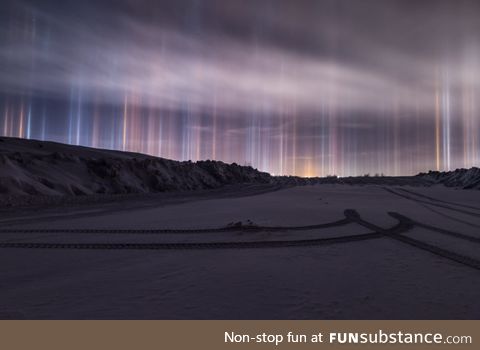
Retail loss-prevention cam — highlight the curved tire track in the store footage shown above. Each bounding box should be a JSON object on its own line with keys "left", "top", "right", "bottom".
{"left": 0, "top": 210, "right": 410, "bottom": 250}
{"left": 0, "top": 232, "right": 385, "bottom": 250}
{"left": 0, "top": 218, "right": 351, "bottom": 235}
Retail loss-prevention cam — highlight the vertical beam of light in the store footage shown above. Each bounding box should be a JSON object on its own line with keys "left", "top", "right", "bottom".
{"left": 75, "top": 89, "right": 82, "bottom": 146}
{"left": 130, "top": 93, "right": 139, "bottom": 153}
{"left": 277, "top": 63, "right": 285, "bottom": 176}
{"left": 462, "top": 85, "right": 469, "bottom": 167}
{"left": 278, "top": 111, "right": 284, "bottom": 176}
{"left": 327, "top": 61, "right": 338, "bottom": 177}
{"left": 110, "top": 104, "right": 116, "bottom": 150}
{"left": 41, "top": 103, "right": 46, "bottom": 140}
{"left": 211, "top": 94, "right": 217, "bottom": 161}
{"left": 320, "top": 104, "right": 326, "bottom": 176}
{"left": 291, "top": 109, "right": 297, "bottom": 176}
{"left": 435, "top": 80, "right": 442, "bottom": 171}
{"left": 2, "top": 103, "right": 9, "bottom": 136}
{"left": 122, "top": 94, "right": 128, "bottom": 152}
{"left": 26, "top": 103, "right": 32, "bottom": 139}
{"left": 68, "top": 88, "right": 74, "bottom": 145}
{"left": 392, "top": 94, "right": 399, "bottom": 176}
{"left": 147, "top": 104, "right": 155, "bottom": 156}
{"left": 246, "top": 111, "right": 254, "bottom": 168}
{"left": 414, "top": 96, "right": 422, "bottom": 172}
{"left": 194, "top": 112, "right": 201, "bottom": 161}
{"left": 470, "top": 85, "right": 478, "bottom": 166}
{"left": 18, "top": 101, "right": 24, "bottom": 138}
{"left": 157, "top": 110, "right": 163, "bottom": 157}
{"left": 329, "top": 112, "right": 337, "bottom": 177}
{"left": 442, "top": 70, "right": 451, "bottom": 171}
{"left": 167, "top": 103, "right": 175, "bottom": 160}
{"left": 8, "top": 104, "right": 13, "bottom": 136}
{"left": 91, "top": 103, "right": 99, "bottom": 149}
{"left": 182, "top": 103, "right": 190, "bottom": 161}
{"left": 462, "top": 80, "right": 477, "bottom": 168}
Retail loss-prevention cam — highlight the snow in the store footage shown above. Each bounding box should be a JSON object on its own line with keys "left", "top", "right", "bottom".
{"left": 1, "top": 185, "right": 480, "bottom": 319}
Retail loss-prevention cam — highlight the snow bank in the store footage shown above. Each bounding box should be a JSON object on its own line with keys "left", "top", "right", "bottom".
{"left": 417, "top": 168, "right": 480, "bottom": 189}
{"left": 0, "top": 137, "right": 272, "bottom": 196}
{"left": 1, "top": 137, "right": 478, "bottom": 199}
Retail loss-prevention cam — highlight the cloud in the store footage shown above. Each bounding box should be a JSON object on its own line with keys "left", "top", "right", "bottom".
{"left": 0, "top": 0, "right": 479, "bottom": 120}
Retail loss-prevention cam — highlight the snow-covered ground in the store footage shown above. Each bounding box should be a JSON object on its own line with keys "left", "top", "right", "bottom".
{"left": 0, "top": 184, "right": 479, "bottom": 319}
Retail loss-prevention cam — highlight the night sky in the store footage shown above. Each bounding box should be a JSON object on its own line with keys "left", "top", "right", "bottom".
{"left": 0, "top": 0, "right": 479, "bottom": 176}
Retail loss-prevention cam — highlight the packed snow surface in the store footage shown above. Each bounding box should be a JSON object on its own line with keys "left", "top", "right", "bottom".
{"left": 0, "top": 184, "right": 480, "bottom": 319}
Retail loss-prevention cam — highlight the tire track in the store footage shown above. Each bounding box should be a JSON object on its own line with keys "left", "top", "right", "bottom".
{"left": 383, "top": 187, "right": 480, "bottom": 218}
{"left": 384, "top": 188, "right": 480, "bottom": 229}
{"left": 391, "top": 213, "right": 480, "bottom": 244}
{"left": 384, "top": 222, "right": 480, "bottom": 271}
{"left": 0, "top": 231, "right": 385, "bottom": 250}
{"left": 389, "top": 237, "right": 480, "bottom": 270}
{"left": 0, "top": 218, "right": 351, "bottom": 235}
{"left": 0, "top": 210, "right": 411, "bottom": 250}
{"left": 397, "top": 188, "right": 480, "bottom": 211}
{"left": 350, "top": 210, "right": 480, "bottom": 271}
{"left": 2, "top": 207, "right": 480, "bottom": 271}
{"left": 414, "top": 204, "right": 480, "bottom": 229}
